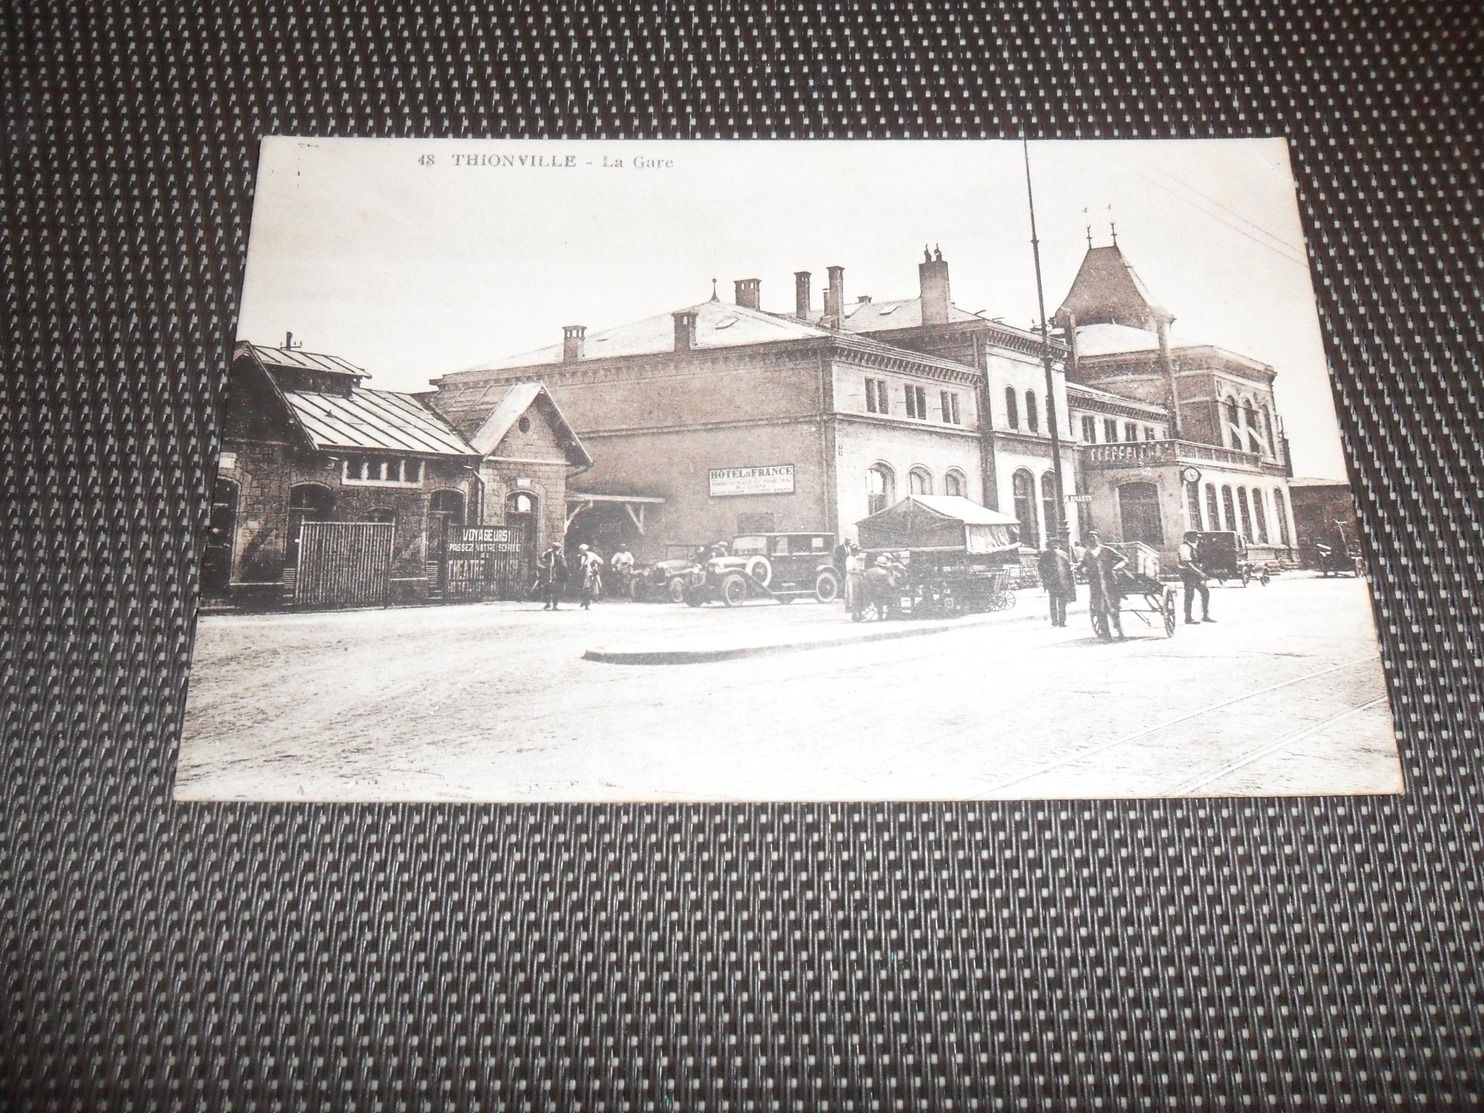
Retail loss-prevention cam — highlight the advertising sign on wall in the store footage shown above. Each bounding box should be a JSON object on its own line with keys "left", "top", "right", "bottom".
{"left": 708, "top": 464, "right": 795, "bottom": 497}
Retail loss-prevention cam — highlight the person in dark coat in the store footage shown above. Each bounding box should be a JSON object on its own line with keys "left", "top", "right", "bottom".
{"left": 1036, "top": 538, "right": 1077, "bottom": 627}
{"left": 1177, "top": 531, "right": 1215, "bottom": 624}
{"left": 538, "top": 541, "right": 568, "bottom": 610}
{"left": 1077, "top": 530, "right": 1128, "bottom": 640}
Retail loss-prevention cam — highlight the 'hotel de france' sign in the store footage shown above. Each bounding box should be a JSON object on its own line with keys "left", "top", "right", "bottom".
{"left": 708, "top": 464, "right": 796, "bottom": 497}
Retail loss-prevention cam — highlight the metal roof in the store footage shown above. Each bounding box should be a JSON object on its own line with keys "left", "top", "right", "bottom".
{"left": 245, "top": 343, "right": 368, "bottom": 379}
{"left": 837, "top": 297, "right": 986, "bottom": 333}
{"left": 466, "top": 381, "right": 592, "bottom": 466}
{"left": 283, "top": 388, "right": 478, "bottom": 457}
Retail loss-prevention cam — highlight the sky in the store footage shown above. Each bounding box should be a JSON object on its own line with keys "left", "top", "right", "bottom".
{"left": 237, "top": 137, "right": 1348, "bottom": 480}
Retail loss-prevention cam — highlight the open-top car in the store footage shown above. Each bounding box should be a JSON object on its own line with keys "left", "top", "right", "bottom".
{"left": 682, "top": 532, "right": 840, "bottom": 606}
{"left": 630, "top": 543, "right": 705, "bottom": 602}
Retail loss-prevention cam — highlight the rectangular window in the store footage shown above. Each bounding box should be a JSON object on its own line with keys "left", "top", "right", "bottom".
{"left": 1104, "top": 418, "right": 1118, "bottom": 442}
{"left": 1125, "top": 422, "right": 1139, "bottom": 442}
{"left": 905, "top": 384, "right": 927, "bottom": 419}
{"left": 1081, "top": 415, "right": 1097, "bottom": 443}
{"left": 1144, "top": 426, "right": 1156, "bottom": 441}
{"left": 865, "top": 378, "right": 888, "bottom": 414}
{"left": 343, "top": 454, "right": 422, "bottom": 487}
{"left": 940, "top": 391, "right": 961, "bottom": 425}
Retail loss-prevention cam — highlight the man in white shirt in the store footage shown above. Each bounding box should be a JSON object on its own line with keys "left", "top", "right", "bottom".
{"left": 1177, "top": 531, "right": 1215, "bottom": 625}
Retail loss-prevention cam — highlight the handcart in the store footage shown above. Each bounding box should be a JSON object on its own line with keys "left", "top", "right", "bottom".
{"left": 1092, "top": 541, "right": 1177, "bottom": 640}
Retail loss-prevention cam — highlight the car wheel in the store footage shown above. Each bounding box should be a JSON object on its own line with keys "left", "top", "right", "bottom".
{"left": 814, "top": 569, "right": 840, "bottom": 604}
{"left": 720, "top": 572, "right": 748, "bottom": 607}
{"left": 745, "top": 555, "right": 772, "bottom": 587}
{"left": 668, "top": 576, "right": 689, "bottom": 603}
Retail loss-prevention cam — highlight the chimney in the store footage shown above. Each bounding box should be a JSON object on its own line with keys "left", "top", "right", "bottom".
{"left": 734, "top": 278, "right": 761, "bottom": 310}
{"left": 918, "top": 249, "right": 950, "bottom": 325}
{"left": 562, "top": 324, "right": 586, "bottom": 362}
{"left": 823, "top": 265, "right": 845, "bottom": 324}
{"left": 672, "top": 310, "right": 698, "bottom": 352}
{"left": 794, "top": 271, "right": 812, "bottom": 319}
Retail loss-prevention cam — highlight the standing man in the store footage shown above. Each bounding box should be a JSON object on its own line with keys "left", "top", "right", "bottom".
{"left": 538, "top": 539, "right": 568, "bottom": 611}
{"left": 1077, "top": 530, "right": 1128, "bottom": 641}
{"left": 843, "top": 542, "right": 866, "bottom": 614}
{"left": 1036, "top": 537, "right": 1077, "bottom": 627}
{"left": 609, "top": 542, "right": 635, "bottom": 599}
{"left": 1177, "top": 530, "right": 1216, "bottom": 624}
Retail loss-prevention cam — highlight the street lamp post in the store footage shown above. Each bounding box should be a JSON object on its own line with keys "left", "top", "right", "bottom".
{"left": 1023, "top": 138, "right": 1070, "bottom": 548}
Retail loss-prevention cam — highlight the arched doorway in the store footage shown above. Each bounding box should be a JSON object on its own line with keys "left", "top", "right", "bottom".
{"left": 507, "top": 491, "right": 539, "bottom": 572}
{"left": 201, "top": 477, "right": 239, "bottom": 597}
{"left": 1118, "top": 482, "right": 1163, "bottom": 546}
{"left": 1012, "top": 469, "right": 1038, "bottom": 549}
{"left": 286, "top": 484, "right": 334, "bottom": 569}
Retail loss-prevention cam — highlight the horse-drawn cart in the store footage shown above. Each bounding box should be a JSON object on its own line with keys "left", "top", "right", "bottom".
{"left": 854, "top": 496, "right": 1022, "bottom": 621}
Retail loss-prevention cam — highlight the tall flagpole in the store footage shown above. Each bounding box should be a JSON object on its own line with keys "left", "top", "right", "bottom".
{"left": 1023, "top": 137, "right": 1069, "bottom": 547}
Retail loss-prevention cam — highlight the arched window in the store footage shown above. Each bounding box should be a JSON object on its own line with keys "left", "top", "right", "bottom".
{"left": 1186, "top": 481, "right": 1204, "bottom": 531}
{"left": 1261, "top": 404, "right": 1276, "bottom": 457}
{"left": 908, "top": 467, "right": 933, "bottom": 496}
{"left": 1252, "top": 488, "right": 1269, "bottom": 543}
{"left": 427, "top": 489, "right": 466, "bottom": 564}
{"left": 1012, "top": 469, "right": 1039, "bottom": 549}
{"left": 286, "top": 484, "right": 334, "bottom": 568}
{"left": 1004, "top": 387, "right": 1019, "bottom": 430}
{"left": 1221, "top": 485, "right": 1237, "bottom": 532}
{"left": 1041, "top": 472, "right": 1060, "bottom": 542}
{"left": 1118, "top": 481, "right": 1164, "bottom": 546}
{"left": 1237, "top": 486, "right": 1255, "bottom": 538}
{"left": 1025, "top": 390, "right": 1039, "bottom": 433}
{"left": 1244, "top": 402, "right": 1262, "bottom": 454}
{"left": 1205, "top": 483, "right": 1221, "bottom": 531}
{"left": 509, "top": 491, "right": 534, "bottom": 515}
{"left": 1226, "top": 397, "right": 1243, "bottom": 450}
{"left": 866, "top": 464, "right": 895, "bottom": 515}
{"left": 944, "top": 469, "right": 966, "bottom": 498}
{"left": 1273, "top": 488, "right": 1292, "bottom": 546}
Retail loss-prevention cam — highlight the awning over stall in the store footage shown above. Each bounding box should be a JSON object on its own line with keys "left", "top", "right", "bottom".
{"left": 856, "top": 495, "right": 1021, "bottom": 554}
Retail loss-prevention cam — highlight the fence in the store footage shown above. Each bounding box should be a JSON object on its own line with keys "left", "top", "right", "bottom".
{"left": 294, "top": 521, "right": 395, "bottom": 608}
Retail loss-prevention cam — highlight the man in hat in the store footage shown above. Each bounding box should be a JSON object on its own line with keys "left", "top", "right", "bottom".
{"left": 1177, "top": 530, "right": 1216, "bottom": 624}
{"left": 538, "top": 539, "right": 568, "bottom": 610}
{"left": 1077, "top": 530, "right": 1127, "bottom": 640}
{"left": 1036, "top": 536, "right": 1077, "bottom": 627}
{"left": 575, "top": 543, "right": 604, "bottom": 610}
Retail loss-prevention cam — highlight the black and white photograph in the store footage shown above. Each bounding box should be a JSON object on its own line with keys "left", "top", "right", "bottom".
{"left": 176, "top": 137, "right": 1403, "bottom": 802}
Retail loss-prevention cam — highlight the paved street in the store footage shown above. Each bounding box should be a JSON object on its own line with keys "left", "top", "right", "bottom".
{"left": 175, "top": 573, "right": 1402, "bottom": 801}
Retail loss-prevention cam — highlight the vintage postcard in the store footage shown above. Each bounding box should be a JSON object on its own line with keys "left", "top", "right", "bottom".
{"left": 177, "top": 137, "right": 1402, "bottom": 801}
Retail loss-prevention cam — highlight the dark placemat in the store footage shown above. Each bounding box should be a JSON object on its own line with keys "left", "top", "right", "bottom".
{"left": 3, "top": 1, "right": 1480, "bottom": 1108}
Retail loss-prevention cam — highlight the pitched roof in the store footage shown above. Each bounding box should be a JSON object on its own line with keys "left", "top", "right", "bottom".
{"left": 1066, "top": 380, "right": 1169, "bottom": 416}
{"left": 836, "top": 297, "right": 986, "bottom": 333}
{"left": 244, "top": 343, "right": 368, "bottom": 379}
{"left": 283, "top": 388, "right": 477, "bottom": 456}
{"left": 1054, "top": 245, "right": 1172, "bottom": 330}
{"left": 465, "top": 382, "right": 593, "bottom": 466}
{"left": 459, "top": 300, "right": 832, "bottom": 372}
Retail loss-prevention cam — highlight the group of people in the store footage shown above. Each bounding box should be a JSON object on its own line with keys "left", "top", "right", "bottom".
{"left": 1036, "top": 530, "right": 1216, "bottom": 639}
{"left": 536, "top": 540, "right": 634, "bottom": 611}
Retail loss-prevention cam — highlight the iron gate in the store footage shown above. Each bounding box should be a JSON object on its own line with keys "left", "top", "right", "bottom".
{"left": 443, "top": 524, "right": 528, "bottom": 601}
{"left": 294, "top": 521, "right": 395, "bottom": 608}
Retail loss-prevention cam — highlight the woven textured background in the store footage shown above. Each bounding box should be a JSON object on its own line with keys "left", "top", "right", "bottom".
{"left": 3, "top": 0, "right": 1481, "bottom": 1108}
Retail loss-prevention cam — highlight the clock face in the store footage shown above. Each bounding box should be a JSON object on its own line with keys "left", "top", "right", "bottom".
{"left": 1181, "top": 466, "right": 1202, "bottom": 484}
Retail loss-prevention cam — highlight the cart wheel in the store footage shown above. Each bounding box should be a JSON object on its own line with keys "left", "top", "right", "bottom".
{"left": 1260, "top": 569, "right": 1271, "bottom": 586}
{"left": 720, "top": 572, "right": 748, "bottom": 607}
{"left": 1240, "top": 568, "right": 1251, "bottom": 587}
{"left": 1091, "top": 609, "right": 1110, "bottom": 641}
{"left": 669, "top": 576, "right": 689, "bottom": 604}
{"left": 1003, "top": 589, "right": 1016, "bottom": 611}
{"left": 814, "top": 568, "right": 840, "bottom": 604}
{"left": 1162, "top": 588, "right": 1178, "bottom": 637}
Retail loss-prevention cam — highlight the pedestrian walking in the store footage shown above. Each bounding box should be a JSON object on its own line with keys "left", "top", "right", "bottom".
{"left": 1077, "top": 530, "right": 1128, "bottom": 640}
{"left": 1036, "top": 538, "right": 1077, "bottom": 627}
{"left": 576, "top": 544, "right": 604, "bottom": 610}
{"left": 1177, "top": 531, "right": 1216, "bottom": 624}
{"left": 538, "top": 540, "right": 568, "bottom": 610}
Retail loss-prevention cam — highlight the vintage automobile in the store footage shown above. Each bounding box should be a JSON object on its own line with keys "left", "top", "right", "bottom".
{"left": 682, "top": 532, "right": 841, "bottom": 606}
{"left": 1312, "top": 522, "right": 1365, "bottom": 578}
{"left": 629, "top": 543, "right": 705, "bottom": 602}
{"left": 854, "top": 495, "right": 1022, "bottom": 620}
{"left": 1191, "top": 530, "right": 1270, "bottom": 586}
